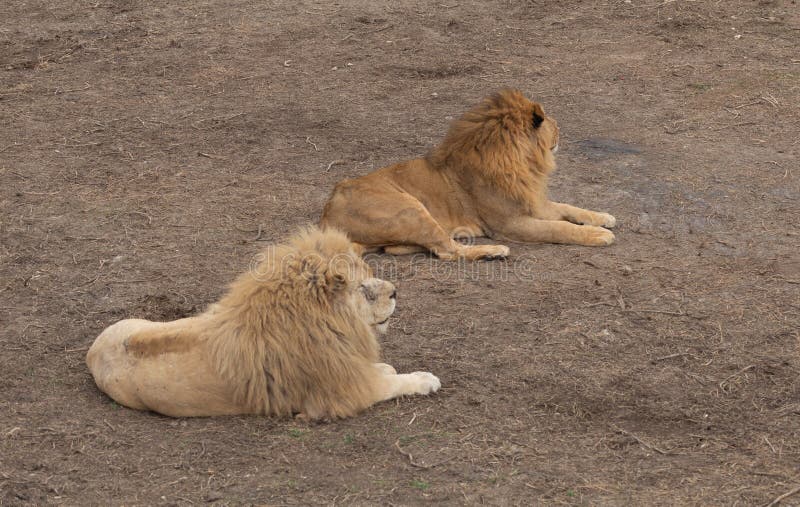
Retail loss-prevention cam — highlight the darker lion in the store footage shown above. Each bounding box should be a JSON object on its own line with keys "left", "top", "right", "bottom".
{"left": 321, "top": 89, "right": 616, "bottom": 260}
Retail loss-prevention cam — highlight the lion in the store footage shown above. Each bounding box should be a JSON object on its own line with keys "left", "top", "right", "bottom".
{"left": 86, "top": 227, "right": 440, "bottom": 419}
{"left": 320, "top": 89, "right": 616, "bottom": 260}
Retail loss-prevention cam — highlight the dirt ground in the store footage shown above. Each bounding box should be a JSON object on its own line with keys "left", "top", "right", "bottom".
{"left": 1, "top": 0, "right": 799, "bottom": 505}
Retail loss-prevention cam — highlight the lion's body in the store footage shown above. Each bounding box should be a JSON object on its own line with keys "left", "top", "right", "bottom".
{"left": 321, "top": 89, "right": 616, "bottom": 260}
{"left": 87, "top": 228, "right": 440, "bottom": 419}
{"left": 86, "top": 317, "right": 242, "bottom": 417}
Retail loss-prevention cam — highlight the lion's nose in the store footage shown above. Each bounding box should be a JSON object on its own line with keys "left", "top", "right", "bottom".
{"left": 390, "top": 289, "right": 397, "bottom": 299}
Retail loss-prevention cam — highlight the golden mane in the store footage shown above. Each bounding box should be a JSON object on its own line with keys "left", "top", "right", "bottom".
{"left": 427, "top": 88, "right": 557, "bottom": 211}
{"left": 204, "top": 227, "right": 381, "bottom": 418}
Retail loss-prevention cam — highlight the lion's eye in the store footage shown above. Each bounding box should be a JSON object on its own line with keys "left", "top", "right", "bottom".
{"left": 360, "top": 285, "right": 376, "bottom": 302}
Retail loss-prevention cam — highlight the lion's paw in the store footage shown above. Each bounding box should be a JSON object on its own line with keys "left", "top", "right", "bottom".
{"left": 482, "top": 245, "right": 510, "bottom": 261}
{"left": 409, "top": 371, "right": 441, "bottom": 395}
{"left": 584, "top": 226, "right": 615, "bottom": 246}
{"left": 597, "top": 213, "right": 616, "bottom": 229}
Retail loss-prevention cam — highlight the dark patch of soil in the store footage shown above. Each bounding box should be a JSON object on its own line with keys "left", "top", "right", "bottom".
{"left": 1, "top": 0, "right": 799, "bottom": 505}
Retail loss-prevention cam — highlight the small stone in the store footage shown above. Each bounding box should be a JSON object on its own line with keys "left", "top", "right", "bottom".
{"left": 205, "top": 491, "right": 224, "bottom": 502}
{"left": 621, "top": 265, "right": 633, "bottom": 276}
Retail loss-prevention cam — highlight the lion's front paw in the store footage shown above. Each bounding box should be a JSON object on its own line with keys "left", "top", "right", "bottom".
{"left": 458, "top": 244, "right": 510, "bottom": 261}
{"left": 597, "top": 212, "right": 616, "bottom": 229}
{"left": 483, "top": 245, "right": 510, "bottom": 260}
{"left": 584, "top": 226, "right": 615, "bottom": 246}
{"left": 409, "top": 371, "right": 441, "bottom": 395}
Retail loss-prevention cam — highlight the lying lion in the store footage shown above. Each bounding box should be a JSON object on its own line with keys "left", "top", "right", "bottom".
{"left": 86, "top": 227, "right": 440, "bottom": 419}
{"left": 321, "top": 89, "right": 616, "bottom": 260}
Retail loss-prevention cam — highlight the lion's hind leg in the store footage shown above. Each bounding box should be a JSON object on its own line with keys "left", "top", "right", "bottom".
{"left": 383, "top": 245, "right": 426, "bottom": 255}
{"left": 325, "top": 186, "right": 507, "bottom": 261}
{"left": 380, "top": 201, "right": 507, "bottom": 261}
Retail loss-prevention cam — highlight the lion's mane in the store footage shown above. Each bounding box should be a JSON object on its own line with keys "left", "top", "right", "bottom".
{"left": 427, "top": 88, "right": 557, "bottom": 212}
{"left": 205, "top": 227, "right": 380, "bottom": 418}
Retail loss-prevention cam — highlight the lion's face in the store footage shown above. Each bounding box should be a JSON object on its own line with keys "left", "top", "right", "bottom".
{"left": 532, "top": 103, "right": 560, "bottom": 154}
{"left": 351, "top": 277, "right": 396, "bottom": 335}
{"left": 543, "top": 116, "right": 559, "bottom": 153}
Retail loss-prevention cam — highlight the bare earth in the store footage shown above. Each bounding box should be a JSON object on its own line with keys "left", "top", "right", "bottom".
{"left": 1, "top": 0, "right": 799, "bottom": 505}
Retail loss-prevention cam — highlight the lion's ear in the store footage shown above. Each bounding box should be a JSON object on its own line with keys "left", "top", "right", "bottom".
{"left": 532, "top": 103, "right": 545, "bottom": 129}
{"left": 330, "top": 273, "right": 347, "bottom": 292}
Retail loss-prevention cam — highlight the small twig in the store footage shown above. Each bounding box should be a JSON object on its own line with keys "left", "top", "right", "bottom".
{"left": 21, "top": 190, "right": 60, "bottom": 196}
{"left": 192, "top": 112, "right": 244, "bottom": 128}
{"left": 610, "top": 424, "right": 670, "bottom": 455}
{"left": 198, "top": 152, "right": 226, "bottom": 160}
{"left": 0, "top": 142, "right": 21, "bottom": 153}
{"left": 126, "top": 211, "right": 152, "bottom": 224}
{"left": 77, "top": 275, "right": 100, "bottom": 287}
{"left": 763, "top": 436, "right": 777, "bottom": 454}
{"left": 394, "top": 439, "right": 432, "bottom": 468}
{"left": 733, "top": 100, "right": 762, "bottom": 110}
{"left": 64, "top": 142, "right": 102, "bottom": 148}
{"left": 761, "top": 92, "right": 779, "bottom": 107}
{"left": 165, "top": 476, "right": 188, "bottom": 487}
{"left": 407, "top": 412, "right": 417, "bottom": 426}
{"left": 226, "top": 216, "right": 260, "bottom": 235}
{"left": 366, "top": 24, "right": 393, "bottom": 34}
{"left": 252, "top": 224, "right": 264, "bottom": 242}
{"left": 710, "top": 121, "right": 758, "bottom": 131}
{"left": 764, "top": 484, "right": 800, "bottom": 507}
{"left": 623, "top": 308, "right": 685, "bottom": 316}
{"left": 653, "top": 351, "right": 690, "bottom": 362}
{"left": 103, "top": 419, "right": 115, "bottom": 431}
{"left": 54, "top": 82, "right": 91, "bottom": 95}
{"left": 305, "top": 136, "right": 319, "bottom": 151}
{"left": 325, "top": 159, "right": 345, "bottom": 172}
{"left": 584, "top": 301, "right": 615, "bottom": 308}
{"left": 770, "top": 276, "right": 799, "bottom": 285}
{"left": 719, "top": 365, "right": 755, "bottom": 388}
{"left": 63, "top": 346, "right": 89, "bottom": 353}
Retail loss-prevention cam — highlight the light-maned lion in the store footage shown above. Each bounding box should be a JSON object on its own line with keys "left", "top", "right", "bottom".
{"left": 86, "top": 227, "right": 440, "bottom": 419}
{"left": 320, "top": 89, "right": 616, "bottom": 260}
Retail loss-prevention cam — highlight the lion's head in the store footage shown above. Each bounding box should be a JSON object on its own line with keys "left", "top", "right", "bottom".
{"left": 238, "top": 226, "right": 396, "bottom": 334}
{"left": 427, "top": 88, "right": 560, "bottom": 209}
{"left": 211, "top": 226, "right": 397, "bottom": 417}
{"left": 352, "top": 277, "right": 396, "bottom": 335}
